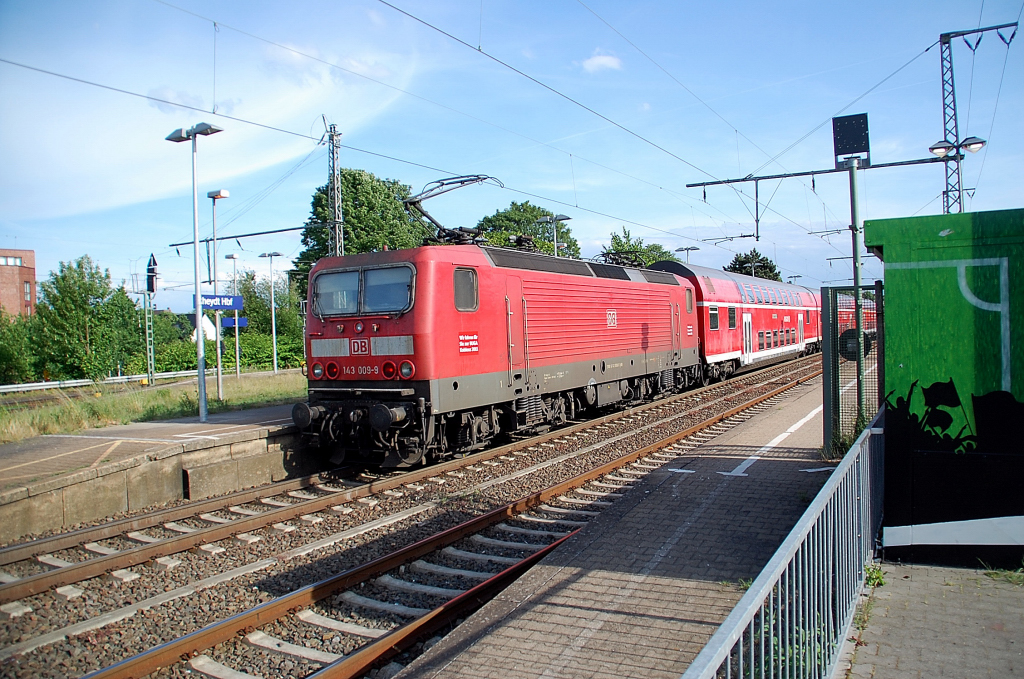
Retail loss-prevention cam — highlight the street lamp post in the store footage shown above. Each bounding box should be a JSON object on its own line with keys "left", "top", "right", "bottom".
{"left": 787, "top": 275, "right": 803, "bottom": 284}
{"left": 225, "top": 253, "right": 240, "bottom": 379}
{"left": 535, "top": 214, "right": 571, "bottom": 256}
{"left": 674, "top": 246, "right": 699, "bottom": 263}
{"left": 260, "top": 252, "right": 283, "bottom": 374}
{"left": 928, "top": 136, "right": 986, "bottom": 213}
{"left": 208, "top": 189, "right": 229, "bottom": 400}
{"left": 166, "top": 122, "right": 223, "bottom": 423}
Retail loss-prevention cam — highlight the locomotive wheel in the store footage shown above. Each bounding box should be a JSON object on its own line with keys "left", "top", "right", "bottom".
{"left": 700, "top": 370, "right": 711, "bottom": 387}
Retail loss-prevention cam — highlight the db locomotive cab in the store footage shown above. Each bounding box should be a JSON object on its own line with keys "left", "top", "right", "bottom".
{"left": 296, "top": 259, "right": 431, "bottom": 468}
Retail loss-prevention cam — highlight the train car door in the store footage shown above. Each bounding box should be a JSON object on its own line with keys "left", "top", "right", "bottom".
{"left": 506, "top": 277, "right": 526, "bottom": 391}
{"left": 742, "top": 312, "right": 752, "bottom": 364}
{"left": 798, "top": 313, "right": 804, "bottom": 346}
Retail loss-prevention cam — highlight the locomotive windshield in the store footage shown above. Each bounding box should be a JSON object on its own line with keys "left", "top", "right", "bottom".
{"left": 312, "top": 265, "right": 413, "bottom": 317}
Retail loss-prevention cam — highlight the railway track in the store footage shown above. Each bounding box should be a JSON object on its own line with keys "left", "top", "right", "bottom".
{"left": 0, "top": 357, "right": 821, "bottom": 678}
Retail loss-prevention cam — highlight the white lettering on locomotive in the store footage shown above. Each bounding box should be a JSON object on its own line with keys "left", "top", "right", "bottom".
{"left": 459, "top": 333, "right": 479, "bottom": 353}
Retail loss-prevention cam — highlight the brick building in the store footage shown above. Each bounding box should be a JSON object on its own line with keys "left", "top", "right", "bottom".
{"left": 0, "top": 249, "right": 36, "bottom": 316}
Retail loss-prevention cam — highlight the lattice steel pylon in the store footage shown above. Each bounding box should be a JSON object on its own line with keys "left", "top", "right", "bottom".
{"left": 939, "top": 33, "right": 963, "bottom": 214}
{"left": 327, "top": 124, "right": 344, "bottom": 256}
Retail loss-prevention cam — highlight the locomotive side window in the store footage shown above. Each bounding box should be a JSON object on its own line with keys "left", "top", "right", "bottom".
{"left": 709, "top": 306, "right": 719, "bottom": 330}
{"left": 686, "top": 288, "right": 693, "bottom": 314}
{"left": 453, "top": 268, "right": 478, "bottom": 311}
{"left": 758, "top": 331, "right": 765, "bottom": 350}
{"left": 364, "top": 267, "right": 413, "bottom": 313}
{"left": 313, "top": 270, "right": 359, "bottom": 316}
{"left": 728, "top": 307, "right": 737, "bottom": 329}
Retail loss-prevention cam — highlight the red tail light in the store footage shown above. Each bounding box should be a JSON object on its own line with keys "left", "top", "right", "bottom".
{"left": 382, "top": 361, "right": 397, "bottom": 379}
{"left": 326, "top": 362, "right": 339, "bottom": 379}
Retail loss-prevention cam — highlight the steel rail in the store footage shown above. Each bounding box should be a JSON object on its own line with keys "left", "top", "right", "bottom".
{"left": 1, "top": 358, "right": 819, "bottom": 604}
{"left": 311, "top": 532, "right": 575, "bottom": 679}
{"left": 0, "top": 472, "right": 352, "bottom": 567}
{"left": 79, "top": 369, "right": 818, "bottom": 679}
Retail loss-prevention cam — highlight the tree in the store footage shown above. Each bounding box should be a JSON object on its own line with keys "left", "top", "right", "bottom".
{"left": 601, "top": 227, "right": 679, "bottom": 267}
{"left": 476, "top": 201, "right": 581, "bottom": 258}
{"left": 33, "top": 256, "right": 144, "bottom": 380}
{"left": 0, "top": 311, "right": 35, "bottom": 384}
{"left": 724, "top": 249, "right": 781, "bottom": 281}
{"left": 293, "top": 169, "right": 433, "bottom": 297}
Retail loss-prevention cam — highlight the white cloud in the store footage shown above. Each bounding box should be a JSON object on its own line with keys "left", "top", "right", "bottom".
{"left": 147, "top": 87, "right": 206, "bottom": 114}
{"left": 582, "top": 52, "right": 622, "bottom": 73}
{"left": 640, "top": 102, "right": 651, "bottom": 112}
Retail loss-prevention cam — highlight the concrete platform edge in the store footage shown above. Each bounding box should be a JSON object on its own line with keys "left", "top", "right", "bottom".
{"left": 0, "top": 424, "right": 310, "bottom": 542}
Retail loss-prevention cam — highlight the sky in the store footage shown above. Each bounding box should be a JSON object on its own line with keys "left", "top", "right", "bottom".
{"left": 1, "top": 0, "right": 1021, "bottom": 312}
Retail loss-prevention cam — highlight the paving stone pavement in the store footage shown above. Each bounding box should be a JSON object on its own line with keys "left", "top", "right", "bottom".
{"left": 400, "top": 379, "right": 828, "bottom": 679}
{"left": 845, "top": 562, "right": 1024, "bottom": 678}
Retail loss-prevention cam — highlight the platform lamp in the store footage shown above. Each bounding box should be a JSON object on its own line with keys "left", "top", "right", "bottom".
{"left": 929, "top": 136, "right": 986, "bottom": 213}
{"left": 787, "top": 275, "right": 803, "bottom": 284}
{"left": 166, "top": 122, "right": 223, "bottom": 423}
{"left": 225, "top": 253, "right": 241, "bottom": 379}
{"left": 675, "top": 246, "right": 699, "bottom": 263}
{"left": 535, "top": 214, "right": 571, "bottom": 257}
{"left": 259, "top": 252, "right": 283, "bottom": 374}
{"left": 208, "top": 189, "right": 229, "bottom": 400}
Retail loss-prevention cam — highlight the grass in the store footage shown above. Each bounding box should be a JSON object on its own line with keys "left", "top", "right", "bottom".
{"left": 0, "top": 372, "right": 307, "bottom": 444}
{"left": 864, "top": 563, "right": 885, "bottom": 588}
{"left": 981, "top": 560, "right": 1024, "bottom": 587}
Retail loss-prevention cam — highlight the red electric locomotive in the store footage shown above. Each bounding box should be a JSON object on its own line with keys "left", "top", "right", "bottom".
{"left": 651, "top": 262, "right": 823, "bottom": 378}
{"left": 293, "top": 244, "right": 703, "bottom": 468}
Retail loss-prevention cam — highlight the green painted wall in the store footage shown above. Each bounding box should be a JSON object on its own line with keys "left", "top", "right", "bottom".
{"left": 864, "top": 208, "right": 1024, "bottom": 442}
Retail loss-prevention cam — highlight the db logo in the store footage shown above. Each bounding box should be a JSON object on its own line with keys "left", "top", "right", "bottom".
{"left": 351, "top": 338, "right": 370, "bottom": 355}
{"left": 606, "top": 309, "right": 618, "bottom": 328}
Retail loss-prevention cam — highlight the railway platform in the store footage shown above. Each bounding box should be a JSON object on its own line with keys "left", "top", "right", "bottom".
{"left": 0, "top": 405, "right": 313, "bottom": 543}
{"left": 401, "top": 376, "right": 830, "bottom": 679}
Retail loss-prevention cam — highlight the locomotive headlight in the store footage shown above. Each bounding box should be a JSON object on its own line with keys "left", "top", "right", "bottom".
{"left": 354, "top": 321, "right": 364, "bottom": 333}
{"left": 382, "top": 361, "right": 397, "bottom": 379}
{"left": 399, "top": 360, "right": 415, "bottom": 379}
{"left": 311, "top": 363, "right": 324, "bottom": 379}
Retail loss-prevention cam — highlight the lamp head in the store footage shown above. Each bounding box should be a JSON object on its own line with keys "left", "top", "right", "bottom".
{"left": 165, "top": 128, "right": 191, "bottom": 143}
{"left": 208, "top": 189, "right": 230, "bottom": 200}
{"left": 929, "top": 140, "right": 956, "bottom": 158}
{"left": 961, "top": 136, "right": 986, "bottom": 153}
{"left": 193, "top": 122, "right": 223, "bottom": 136}
{"left": 225, "top": 254, "right": 238, "bottom": 260}
{"left": 553, "top": 214, "right": 571, "bottom": 222}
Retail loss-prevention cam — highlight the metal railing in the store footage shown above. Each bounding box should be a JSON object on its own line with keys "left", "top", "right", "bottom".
{"left": 0, "top": 368, "right": 301, "bottom": 395}
{"left": 681, "top": 409, "right": 884, "bottom": 679}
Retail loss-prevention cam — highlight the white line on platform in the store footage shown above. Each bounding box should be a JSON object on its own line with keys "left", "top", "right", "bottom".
{"left": 800, "top": 467, "right": 836, "bottom": 473}
{"left": 718, "top": 405, "right": 823, "bottom": 477}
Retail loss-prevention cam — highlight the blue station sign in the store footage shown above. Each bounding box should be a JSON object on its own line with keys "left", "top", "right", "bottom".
{"left": 196, "top": 295, "right": 244, "bottom": 310}
{"left": 222, "top": 316, "right": 248, "bottom": 328}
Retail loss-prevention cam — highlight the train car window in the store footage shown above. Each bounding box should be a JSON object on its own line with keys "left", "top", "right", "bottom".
{"left": 728, "top": 307, "right": 737, "bottom": 329}
{"left": 805, "top": 311, "right": 811, "bottom": 325}
{"left": 312, "top": 270, "right": 359, "bottom": 316}
{"left": 738, "top": 284, "right": 746, "bottom": 303}
{"left": 744, "top": 283, "right": 754, "bottom": 303}
{"left": 686, "top": 288, "right": 693, "bottom": 314}
{"left": 453, "top": 268, "right": 478, "bottom": 311}
{"left": 769, "top": 289, "right": 778, "bottom": 304}
{"left": 709, "top": 306, "right": 719, "bottom": 330}
{"left": 364, "top": 267, "right": 413, "bottom": 313}
{"left": 773, "top": 330, "right": 778, "bottom": 347}
{"left": 758, "top": 331, "right": 765, "bottom": 350}
{"left": 753, "top": 287, "right": 762, "bottom": 304}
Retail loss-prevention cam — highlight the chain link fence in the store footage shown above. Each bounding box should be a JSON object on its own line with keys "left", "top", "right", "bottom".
{"left": 822, "top": 282, "right": 884, "bottom": 456}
